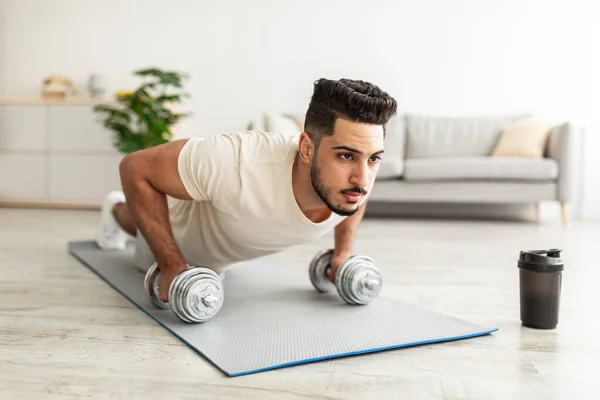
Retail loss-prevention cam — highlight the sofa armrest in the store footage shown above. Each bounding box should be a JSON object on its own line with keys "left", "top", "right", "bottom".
{"left": 546, "top": 122, "right": 582, "bottom": 201}
{"left": 376, "top": 116, "right": 406, "bottom": 180}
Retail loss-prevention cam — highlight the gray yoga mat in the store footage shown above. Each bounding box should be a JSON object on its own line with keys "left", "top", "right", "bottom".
{"left": 68, "top": 240, "right": 497, "bottom": 377}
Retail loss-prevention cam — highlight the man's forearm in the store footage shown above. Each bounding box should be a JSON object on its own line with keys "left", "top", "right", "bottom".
{"left": 120, "top": 156, "right": 187, "bottom": 273}
{"left": 334, "top": 199, "right": 368, "bottom": 257}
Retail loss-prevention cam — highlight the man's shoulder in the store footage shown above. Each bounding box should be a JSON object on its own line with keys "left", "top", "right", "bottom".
{"left": 228, "top": 130, "right": 300, "bottom": 164}
{"left": 185, "top": 130, "right": 298, "bottom": 155}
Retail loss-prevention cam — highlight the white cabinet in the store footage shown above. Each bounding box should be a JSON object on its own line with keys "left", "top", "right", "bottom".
{"left": 0, "top": 106, "right": 47, "bottom": 150}
{"left": 0, "top": 99, "right": 123, "bottom": 208}
{"left": 48, "top": 154, "right": 123, "bottom": 202}
{"left": 0, "top": 153, "right": 46, "bottom": 199}
{"left": 47, "top": 105, "right": 116, "bottom": 152}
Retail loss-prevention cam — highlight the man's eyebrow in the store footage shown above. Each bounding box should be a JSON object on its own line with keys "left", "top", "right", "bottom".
{"left": 331, "top": 145, "right": 385, "bottom": 156}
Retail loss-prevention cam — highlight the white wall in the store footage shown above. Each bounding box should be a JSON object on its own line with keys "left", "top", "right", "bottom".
{"left": 1, "top": 0, "right": 598, "bottom": 217}
{"left": 581, "top": 122, "right": 600, "bottom": 219}
{"left": 0, "top": 0, "right": 7, "bottom": 95}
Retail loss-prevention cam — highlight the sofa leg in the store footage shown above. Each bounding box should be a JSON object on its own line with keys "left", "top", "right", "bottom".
{"left": 560, "top": 201, "right": 567, "bottom": 225}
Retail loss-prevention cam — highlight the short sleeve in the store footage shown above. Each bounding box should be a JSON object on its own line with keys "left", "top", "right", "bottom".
{"left": 177, "top": 134, "right": 242, "bottom": 206}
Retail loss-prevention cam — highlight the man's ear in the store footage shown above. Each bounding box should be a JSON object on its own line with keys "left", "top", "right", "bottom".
{"left": 298, "top": 132, "right": 315, "bottom": 163}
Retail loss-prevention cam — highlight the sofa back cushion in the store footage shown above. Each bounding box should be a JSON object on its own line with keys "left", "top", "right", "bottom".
{"left": 376, "top": 116, "right": 406, "bottom": 178}
{"left": 405, "top": 114, "right": 529, "bottom": 159}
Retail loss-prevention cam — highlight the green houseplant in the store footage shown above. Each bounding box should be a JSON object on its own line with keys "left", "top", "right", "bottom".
{"left": 94, "top": 67, "right": 191, "bottom": 154}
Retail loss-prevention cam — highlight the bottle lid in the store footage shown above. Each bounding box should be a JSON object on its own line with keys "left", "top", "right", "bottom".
{"left": 518, "top": 249, "right": 564, "bottom": 272}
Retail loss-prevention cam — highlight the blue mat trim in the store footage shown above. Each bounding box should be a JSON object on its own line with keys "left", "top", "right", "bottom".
{"left": 228, "top": 329, "right": 497, "bottom": 377}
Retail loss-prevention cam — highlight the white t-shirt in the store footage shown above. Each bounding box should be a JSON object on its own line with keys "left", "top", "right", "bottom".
{"left": 163, "top": 130, "right": 347, "bottom": 272}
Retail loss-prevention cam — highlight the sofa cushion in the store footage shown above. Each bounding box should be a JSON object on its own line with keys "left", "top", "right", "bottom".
{"left": 376, "top": 157, "right": 404, "bottom": 180}
{"left": 404, "top": 157, "right": 559, "bottom": 181}
{"left": 405, "top": 114, "right": 529, "bottom": 159}
{"left": 375, "top": 116, "right": 406, "bottom": 180}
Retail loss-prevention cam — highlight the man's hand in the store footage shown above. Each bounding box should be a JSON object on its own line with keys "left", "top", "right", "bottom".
{"left": 329, "top": 251, "right": 351, "bottom": 283}
{"left": 159, "top": 264, "right": 187, "bottom": 302}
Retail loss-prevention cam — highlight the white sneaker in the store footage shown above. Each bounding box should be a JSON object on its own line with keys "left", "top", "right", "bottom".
{"left": 96, "top": 191, "right": 128, "bottom": 251}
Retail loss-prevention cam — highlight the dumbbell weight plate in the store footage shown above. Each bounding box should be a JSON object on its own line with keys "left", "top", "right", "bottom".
{"left": 336, "top": 255, "right": 382, "bottom": 305}
{"left": 144, "top": 262, "right": 170, "bottom": 310}
{"left": 309, "top": 249, "right": 336, "bottom": 293}
{"left": 169, "top": 267, "right": 224, "bottom": 323}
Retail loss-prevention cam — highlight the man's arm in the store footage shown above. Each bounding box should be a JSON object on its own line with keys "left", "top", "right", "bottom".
{"left": 329, "top": 198, "right": 368, "bottom": 281}
{"left": 119, "top": 139, "right": 193, "bottom": 300}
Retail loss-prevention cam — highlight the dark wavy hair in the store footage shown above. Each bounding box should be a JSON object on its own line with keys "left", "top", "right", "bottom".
{"left": 304, "top": 78, "right": 398, "bottom": 147}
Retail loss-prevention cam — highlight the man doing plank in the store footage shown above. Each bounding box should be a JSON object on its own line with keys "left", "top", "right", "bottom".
{"left": 96, "top": 78, "right": 398, "bottom": 303}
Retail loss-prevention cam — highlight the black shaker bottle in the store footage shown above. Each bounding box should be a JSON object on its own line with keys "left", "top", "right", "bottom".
{"left": 518, "top": 249, "right": 564, "bottom": 329}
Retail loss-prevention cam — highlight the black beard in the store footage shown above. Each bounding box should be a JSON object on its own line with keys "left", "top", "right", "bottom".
{"left": 310, "top": 159, "right": 361, "bottom": 217}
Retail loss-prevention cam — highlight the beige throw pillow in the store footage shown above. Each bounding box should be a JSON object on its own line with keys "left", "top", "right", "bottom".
{"left": 491, "top": 121, "right": 555, "bottom": 158}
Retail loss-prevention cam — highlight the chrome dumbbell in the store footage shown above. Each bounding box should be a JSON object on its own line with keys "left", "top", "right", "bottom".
{"left": 144, "top": 262, "right": 224, "bottom": 323}
{"left": 309, "top": 249, "right": 382, "bottom": 305}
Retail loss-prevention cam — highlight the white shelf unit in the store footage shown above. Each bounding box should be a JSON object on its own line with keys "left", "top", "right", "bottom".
{"left": 0, "top": 98, "right": 123, "bottom": 208}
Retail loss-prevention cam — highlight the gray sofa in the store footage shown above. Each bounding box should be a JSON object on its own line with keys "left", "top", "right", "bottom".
{"left": 367, "top": 114, "right": 579, "bottom": 222}
{"left": 248, "top": 113, "right": 580, "bottom": 223}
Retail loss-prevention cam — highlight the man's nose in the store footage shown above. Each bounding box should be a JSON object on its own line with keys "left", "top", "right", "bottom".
{"left": 350, "top": 163, "right": 369, "bottom": 188}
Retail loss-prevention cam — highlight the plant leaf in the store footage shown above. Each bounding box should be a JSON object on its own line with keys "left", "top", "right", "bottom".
{"left": 94, "top": 67, "right": 191, "bottom": 154}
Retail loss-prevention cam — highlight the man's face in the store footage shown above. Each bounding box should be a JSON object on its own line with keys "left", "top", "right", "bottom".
{"left": 310, "top": 118, "right": 385, "bottom": 216}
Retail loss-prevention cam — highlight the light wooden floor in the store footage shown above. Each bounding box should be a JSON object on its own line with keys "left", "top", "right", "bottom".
{"left": 1, "top": 208, "right": 599, "bottom": 400}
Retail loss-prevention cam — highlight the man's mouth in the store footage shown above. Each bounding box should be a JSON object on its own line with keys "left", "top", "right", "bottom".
{"left": 342, "top": 191, "right": 363, "bottom": 202}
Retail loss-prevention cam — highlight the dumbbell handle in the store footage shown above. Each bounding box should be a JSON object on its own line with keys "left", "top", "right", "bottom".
{"left": 201, "top": 293, "right": 219, "bottom": 308}
{"left": 363, "top": 279, "right": 380, "bottom": 291}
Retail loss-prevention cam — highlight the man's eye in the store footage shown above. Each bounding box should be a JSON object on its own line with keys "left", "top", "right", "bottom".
{"left": 339, "top": 153, "right": 353, "bottom": 160}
